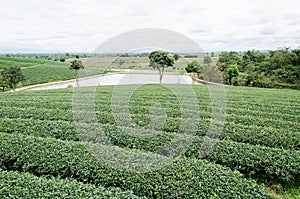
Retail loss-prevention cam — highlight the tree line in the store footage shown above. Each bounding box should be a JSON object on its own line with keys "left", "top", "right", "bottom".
{"left": 217, "top": 47, "right": 300, "bottom": 89}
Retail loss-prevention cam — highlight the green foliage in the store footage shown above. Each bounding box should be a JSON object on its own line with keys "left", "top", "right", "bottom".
{"left": 119, "top": 59, "right": 125, "bottom": 66}
{"left": 1, "top": 66, "right": 26, "bottom": 90}
{"left": 240, "top": 50, "right": 266, "bottom": 72}
{"left": 0, "top": 85, "right": 298, "bottom": 149}
{"left": 185, "top": 137, "right": 300, "bottom": 185}
{"left": 0, "top": 169, "right": 140, "bottom": 199}
{"left": 173, "top": 53, "right": 179, "bottom": 61}
{"left": 22, "top": 62, "right": 74, "bottom": 85}
{"left": 148, "top": 51, "right": 175, "bottom": 83}
{"left": 184, "top": 55, "right": 198, "bottom": 58}
{"left": 226, "top": 64, "right": 239, "bottom": 85}
{"left": 69, "top": 59, "right": 84, "bottom": 71}
{"left": 149, "top": 51, "right": 174, "bottom": 67}
{"left": 0, "top": 56, "right": 47, "bottom": 70}
{"left": 69, "top": 60, "right": 84, "bottom": 86}
{"left": 22, "top": 61, "right": 106, "bottom": 87}
{"left": 217, "top": 51, "right": 242, "bottom": 72}
{"left": 292, "top": 49, "right": 300, "bottom": 66}
{"left": 0, "top": 85, "right": 298, "bottom": 197}
{"left": 217, "top": 48, "right": 300, "bottom": 88}
{"left": 185, "top": 60, "right": 204, "bottom": 74}
{"left": 0, "top": 133, "right": 272, "bottom": 198}
{"left": 0, "top": 79, "right": 8, "bottom": 92}
{"left": 279, "top": 187, "right": 300, "bottom": 198}
{"left": 0, "top": 56, "right": 98, "bottom": 89}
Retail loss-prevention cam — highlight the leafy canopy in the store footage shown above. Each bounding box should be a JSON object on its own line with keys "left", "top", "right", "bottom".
{"left": 1, "top": 66, "right": 26, "bottom": 90}
{"left": 226, "top": 64, "right": 239, "bottom": 85}
{"left": 173, "top": 53, "right": 179, "bottom": 61}
{"left": 149, "top": 51, "right": 174, "bottom": 67}
{"left": 69, "top": 60, "right": 84, "bottom": 71}
{"left": 148, "top": 51, "right": 174, "bottom": 84}
{"left": 185, "top": 60, "right": 204, "bottom": 74}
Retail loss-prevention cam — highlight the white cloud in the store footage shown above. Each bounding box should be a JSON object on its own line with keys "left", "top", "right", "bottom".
{"left": 0, "top": 0, "right": 299, "bottom": 52}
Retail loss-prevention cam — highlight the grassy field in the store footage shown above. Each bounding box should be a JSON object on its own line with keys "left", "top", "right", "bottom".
{"left": 0, "top": 85, "right": 299, "bottom": 198}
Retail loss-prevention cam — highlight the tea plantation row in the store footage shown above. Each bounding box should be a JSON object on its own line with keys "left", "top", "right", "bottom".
{"left": 0, "top": 169, "right": 141, "bottom": 199}
{"left": 0, "top": 133, "right": 272, "bottom": 198}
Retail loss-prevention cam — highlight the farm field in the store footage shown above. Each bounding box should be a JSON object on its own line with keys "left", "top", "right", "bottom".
{"left": 0, "top": 84, "right": 299, "bottom": 198}
{"left": 1, "top": 0, "right": 300, "bottom": 198}
{"left": 0, "top": 56, "right": 48, "bottom": 69}
{"left": 0, "top": 56, "right": 115, "bottom": 89}
{"left": 1, "top": 56, "right": 194, "bottom": 90}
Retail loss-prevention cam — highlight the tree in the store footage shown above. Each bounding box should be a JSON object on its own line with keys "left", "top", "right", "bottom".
{"left": 1, "top": 66, "right": 26, "bottom": 91}
{"left": 185, "top": 60, "right": 204, "bottom": 76}
{"left": 75, "top": 55, "right": 80, "bottom": 59}
{"left": 217, "top": 51, "right": 242, "bottom": 71}
{"left": 226, "top": 64, "right": 239, "bottom": 85}
{"left": 69, "top": 60, "right": 84, "bottom": 86}
{"left": 241, "top": 50, "right": 265, "bottom": 72}
{"left": 173, "top": 53, "right": 179, "bottom": 61}
{"left": 292, "top": 48, "right": 300, "bottom": 66}
{"left": 148, "top": 51, "right": 174, "bottom": 84}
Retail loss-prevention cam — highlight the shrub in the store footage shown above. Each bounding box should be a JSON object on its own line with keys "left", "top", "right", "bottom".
{"left": 185, "top": 137, "right": 300, "bottom": 185}
{"left": 0, "top": 169, "right": 140, "bottom": 199}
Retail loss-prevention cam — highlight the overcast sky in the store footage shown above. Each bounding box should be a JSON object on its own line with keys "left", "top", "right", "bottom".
{"left": 0, "top": 0, "right": 299, "bottom": 52}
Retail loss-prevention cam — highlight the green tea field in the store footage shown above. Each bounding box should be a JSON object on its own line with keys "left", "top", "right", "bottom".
{"left": 0, "top": 85, "right": 299, "bottom": 198}
{"left": 0, "top": 56, "right": 111, "bottom": 88}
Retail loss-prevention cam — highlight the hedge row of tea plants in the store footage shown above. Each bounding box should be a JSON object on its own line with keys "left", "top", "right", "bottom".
{"left": 1, "top": 117, "right": 298, "bottom": 186}
{"left": 0, "top": 132, "right": 272, "bottom": 198}
{"left": 0, "top": 102, "right": 300, "bottom": 150}
{"left": 2, "top": 116, "right": 299, "bottom": 158}
{"left": 0, "top": 102, "right": 298, "bottom": 134}
{"left": 1, "top": 114, "right": 299, "bottom": 151}
{"left": 0, "top": 169, "right": 140, "bottom": 199}
{"left": 185, "top": 137, "right": 300, "bottom": 185}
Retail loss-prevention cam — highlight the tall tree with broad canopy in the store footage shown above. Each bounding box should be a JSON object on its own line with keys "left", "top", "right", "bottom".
{"left": 1, "top": 66, "right": 26, "bottom": 91}
{"left": 69, "top": 60, "right": 84, "bottom": 87}
{"left": 148, "top": 51, "right": 174, "bottom": 84}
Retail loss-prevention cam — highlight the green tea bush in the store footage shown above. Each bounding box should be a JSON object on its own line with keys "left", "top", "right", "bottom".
{"left": 0, "top": 133, "right": 272, "bottom": 199}
{"left": 185, "top": 137, "right": 300, "bottom": 185}
{"left": 0, "top": 169, "right": 140, "bottom": 199}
